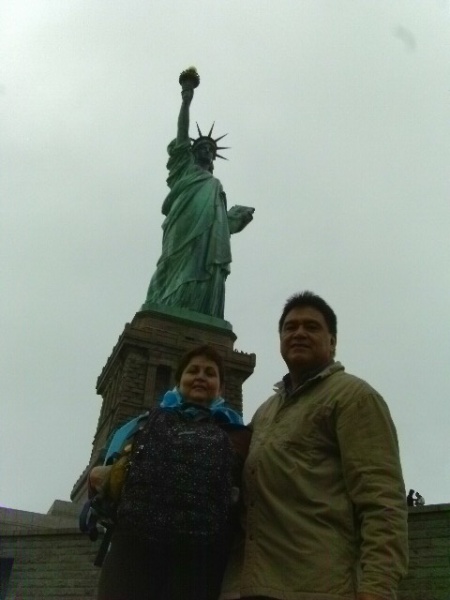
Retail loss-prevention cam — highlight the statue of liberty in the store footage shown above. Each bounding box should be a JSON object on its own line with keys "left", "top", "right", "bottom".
{"left": 142, "top": 68, "right": 254, "bottom": 320}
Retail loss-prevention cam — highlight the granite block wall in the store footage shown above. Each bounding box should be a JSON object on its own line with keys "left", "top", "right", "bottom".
{"left": 1, "top": 502, "right": 449, "bottom": 599}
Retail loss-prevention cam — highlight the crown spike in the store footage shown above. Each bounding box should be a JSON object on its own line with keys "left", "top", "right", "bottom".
{"left": 214, "top": 133, "right": 228, "bottom": 143}
{"left": 191, "top": 123, "right": 229, "bottom": 160}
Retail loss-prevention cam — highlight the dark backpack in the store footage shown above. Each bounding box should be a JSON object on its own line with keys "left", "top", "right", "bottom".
{"left": 116, "top": 407, "right": 237, "bottom": 544}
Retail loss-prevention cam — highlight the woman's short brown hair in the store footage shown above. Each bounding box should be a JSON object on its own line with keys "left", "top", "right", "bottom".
{"left": 175, "top": 345, "right": 225, "bottom": 386}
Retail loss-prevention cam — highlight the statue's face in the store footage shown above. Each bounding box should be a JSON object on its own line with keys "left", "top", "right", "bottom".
{"left": 194, "top": 142, "right": 215, "bottom": 167}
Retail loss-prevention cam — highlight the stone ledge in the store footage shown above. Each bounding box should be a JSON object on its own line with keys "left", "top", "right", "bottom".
{"left": 408, "top": 503, "right": 450, "bottom": 514}
{"left": 0, "top": 500, "right": 83, "bottom": 535}
{"left": 2, "top": 526, "right": 85, "bottom": 536}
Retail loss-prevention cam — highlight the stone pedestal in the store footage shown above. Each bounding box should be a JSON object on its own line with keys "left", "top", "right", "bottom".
{"left": 71, "top": 309, "right": 255, "bottom": 502}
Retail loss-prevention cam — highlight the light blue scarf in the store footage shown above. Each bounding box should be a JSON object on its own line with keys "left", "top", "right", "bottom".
{"left": 159, "top": 388, "right": 244, "bottom": 425}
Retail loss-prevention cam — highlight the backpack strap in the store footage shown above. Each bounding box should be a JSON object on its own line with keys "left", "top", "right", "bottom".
{"left": 104, "top": 412, "right": 149, "bottom": 465}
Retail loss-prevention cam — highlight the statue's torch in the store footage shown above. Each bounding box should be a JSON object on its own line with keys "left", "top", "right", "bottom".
{"left": 179, "top": 66, "right": 200, "bottom": 91}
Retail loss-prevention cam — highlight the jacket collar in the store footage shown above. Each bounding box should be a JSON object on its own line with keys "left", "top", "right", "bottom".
{"left": 274, "top": 361, "right": 344, "bottom": 398}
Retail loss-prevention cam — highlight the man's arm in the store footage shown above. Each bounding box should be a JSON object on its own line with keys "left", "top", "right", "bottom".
{"left": 337, "top": 392, "right": 409, "bottom": 599}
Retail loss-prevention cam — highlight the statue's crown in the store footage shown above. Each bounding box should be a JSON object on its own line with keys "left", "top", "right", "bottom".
{"left": 191, "top": 123, "right": 229, "bottom": 160}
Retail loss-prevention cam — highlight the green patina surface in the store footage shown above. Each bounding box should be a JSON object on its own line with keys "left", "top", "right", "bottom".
{"left": 142, "top": 68, "right": 254, "bottom": 323}
{"left": 140, "top": 303, "right": 233, "bottom": 332}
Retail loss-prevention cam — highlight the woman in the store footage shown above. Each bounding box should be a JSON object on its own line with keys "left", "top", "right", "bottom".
{"left": 91, "top": 345, "right": 251, "bottom": 600}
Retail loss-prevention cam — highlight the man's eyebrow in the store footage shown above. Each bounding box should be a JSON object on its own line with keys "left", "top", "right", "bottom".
{"left": 284, "top": 317, "right": 321, "bottom": 326}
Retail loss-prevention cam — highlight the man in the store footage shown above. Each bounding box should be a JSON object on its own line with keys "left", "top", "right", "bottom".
{"left": 221, "top": 291, "right": 408, "bottom": 600}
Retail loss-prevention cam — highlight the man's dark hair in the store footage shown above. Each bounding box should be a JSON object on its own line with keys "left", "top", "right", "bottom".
{"left": 278, "top": 291, "right": 337, "bottom": 335}
{"left": 175, "top": 344, "right": 225, "bottom": 385}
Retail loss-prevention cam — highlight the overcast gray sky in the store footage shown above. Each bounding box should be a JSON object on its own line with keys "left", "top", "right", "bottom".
{"left": 1, "top": 0, "right": 450, "bottom": 514}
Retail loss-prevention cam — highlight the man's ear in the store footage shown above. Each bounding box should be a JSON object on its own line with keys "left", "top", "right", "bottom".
{"left": 330, "top": 335, "right": 337, "bottom": 355}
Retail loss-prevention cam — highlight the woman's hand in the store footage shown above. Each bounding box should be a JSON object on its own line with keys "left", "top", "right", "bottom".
{"left": 88, "top": 465, "right": 112, "bottom": 494}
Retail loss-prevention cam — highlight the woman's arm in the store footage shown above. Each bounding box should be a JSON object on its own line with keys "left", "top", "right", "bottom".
{"left": 88, "top": 465, "right": 112, "bottom": 497}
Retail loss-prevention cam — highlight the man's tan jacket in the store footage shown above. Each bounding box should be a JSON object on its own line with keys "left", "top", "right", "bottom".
{"left": 220, "top": 362, "right": 408, "bottom": 600}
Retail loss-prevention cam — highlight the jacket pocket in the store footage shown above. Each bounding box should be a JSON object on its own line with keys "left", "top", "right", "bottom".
{"left": 281, "top": 404, "right": 337, "bottom": 466}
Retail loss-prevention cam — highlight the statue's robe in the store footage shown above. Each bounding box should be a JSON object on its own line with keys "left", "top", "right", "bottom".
{"left": 144, "top": 140, "right": 231, "bottom": 318}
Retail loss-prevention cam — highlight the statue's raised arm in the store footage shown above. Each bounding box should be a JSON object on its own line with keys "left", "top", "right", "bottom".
{"left": 176, "top": 67, "right": 198, "bottom": 145}
{"left": 142, "top": 68, "right": 254, "bottom": 323}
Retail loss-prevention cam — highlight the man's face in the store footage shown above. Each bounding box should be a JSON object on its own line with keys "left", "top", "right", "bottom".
{"left": 280, "top": 306, "right": 336, "bottom": 373}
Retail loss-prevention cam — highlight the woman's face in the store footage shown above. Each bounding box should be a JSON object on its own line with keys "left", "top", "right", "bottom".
{"left": 178, "top": 355, "right": 221, "bottom": 406}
